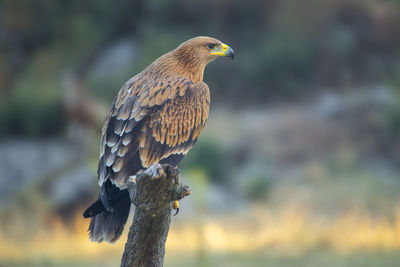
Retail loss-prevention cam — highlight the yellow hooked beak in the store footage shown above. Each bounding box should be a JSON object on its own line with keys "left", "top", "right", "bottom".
{"left": 210, "top": 43, "right": 235, "bottom": 59}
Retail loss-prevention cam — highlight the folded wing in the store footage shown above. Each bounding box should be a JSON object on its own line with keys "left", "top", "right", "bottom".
{"left": 97, "top": 76, "right": 210, "bottom": 196}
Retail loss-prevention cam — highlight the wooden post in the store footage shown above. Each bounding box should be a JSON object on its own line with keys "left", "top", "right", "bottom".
{"left": 120, "top": 163, "right": 190, "bottom": 267}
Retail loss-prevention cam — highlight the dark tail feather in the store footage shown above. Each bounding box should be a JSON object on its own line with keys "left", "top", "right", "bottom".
{"left": 87, "top": 195, "right": 131, "bottom": 243}
{"left": 83, "top": 199, "right": 105, "bottom": 218}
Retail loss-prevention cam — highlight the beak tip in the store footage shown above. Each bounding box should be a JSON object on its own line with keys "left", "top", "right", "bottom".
{"left": 228, "top": 48, "right": 235, "bottom": 60}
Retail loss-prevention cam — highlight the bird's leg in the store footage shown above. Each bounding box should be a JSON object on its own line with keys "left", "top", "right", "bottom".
{"left": 173, "top": 200, "right": 179, "bottom": 216}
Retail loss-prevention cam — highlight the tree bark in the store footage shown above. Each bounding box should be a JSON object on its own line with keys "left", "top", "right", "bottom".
{"left": 120, "top": 163, "right": 190, "bottom": 267}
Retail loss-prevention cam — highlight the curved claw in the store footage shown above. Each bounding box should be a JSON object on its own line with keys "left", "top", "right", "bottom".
{"left": 173, "top": 200, "right": 180, "bottom": 216}
{"left": 173, "top": 208, "right": 180, "bottom": 216}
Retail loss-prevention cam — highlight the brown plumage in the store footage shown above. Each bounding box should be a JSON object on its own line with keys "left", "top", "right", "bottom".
{"left": 83, "top": 36, "right": 234, "bottom": 243}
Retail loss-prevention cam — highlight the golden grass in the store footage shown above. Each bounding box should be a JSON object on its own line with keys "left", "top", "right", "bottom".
{"left": 1, "top": 205, "right": 400, "bottom": 262}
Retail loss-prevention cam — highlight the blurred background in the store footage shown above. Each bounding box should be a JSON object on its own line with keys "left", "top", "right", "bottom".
{"left": 1, "top": 0, "right": 400, "bottom": 266}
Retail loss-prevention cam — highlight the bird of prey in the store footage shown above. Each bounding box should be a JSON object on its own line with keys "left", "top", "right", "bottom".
{"left": 83, "top": 36, "right": 234, "bottom": 243}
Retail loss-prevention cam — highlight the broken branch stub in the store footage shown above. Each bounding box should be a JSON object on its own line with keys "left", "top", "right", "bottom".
{"left": 120, "top": 163, "right": 190, "bottom": 267}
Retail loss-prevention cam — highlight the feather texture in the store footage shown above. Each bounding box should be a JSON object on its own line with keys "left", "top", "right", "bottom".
{"left": 98, "top": 76, "right": 209, "bottom": 190}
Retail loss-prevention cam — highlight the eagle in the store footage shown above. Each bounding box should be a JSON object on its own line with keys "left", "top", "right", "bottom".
{"left": 83, "top": 36, "right": 234, "bottom": 243}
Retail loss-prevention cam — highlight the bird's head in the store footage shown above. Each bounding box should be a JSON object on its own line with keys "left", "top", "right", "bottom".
{"left": 157, "top": 36, "right": 234, "bottom": 82}
{"left": 174, "top": 36, "right": 234, "bottom": 65}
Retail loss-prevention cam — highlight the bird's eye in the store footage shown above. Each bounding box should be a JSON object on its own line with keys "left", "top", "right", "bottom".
{"left": 208, "top": 44, "right": 215, "bottom": 49}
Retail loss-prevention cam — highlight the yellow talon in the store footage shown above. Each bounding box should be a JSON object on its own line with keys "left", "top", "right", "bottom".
{"left": 173, "top": 200, "right": 180, "bottom": 216}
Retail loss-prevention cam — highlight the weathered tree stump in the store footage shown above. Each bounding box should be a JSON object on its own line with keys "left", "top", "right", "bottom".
{"left": 120, "top": 163, "right": 190, "bottom": 267}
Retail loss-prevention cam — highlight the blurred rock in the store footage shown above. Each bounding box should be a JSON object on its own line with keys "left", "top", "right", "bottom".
{"left": 0, "top": 140, "right": 92, "bottom": 205}
{"left": 89, "top": 38, "right": 137, "bottom": 82}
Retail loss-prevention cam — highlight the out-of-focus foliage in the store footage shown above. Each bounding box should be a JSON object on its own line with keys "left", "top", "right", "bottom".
{"left": 2, "top": 0, "right": 400, "bottom": 136}
{"left": 181, "top": 139, "right": 228, "bottom": 184}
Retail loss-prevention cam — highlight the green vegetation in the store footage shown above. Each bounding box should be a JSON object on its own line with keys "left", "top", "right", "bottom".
{"left": 2, "top": 0, "right": 400, "bottom": 136}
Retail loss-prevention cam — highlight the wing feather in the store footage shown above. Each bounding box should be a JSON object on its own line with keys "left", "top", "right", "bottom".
{"left": 98, "top": 75, "right": 209, "bottom": 189}
{"left": 138, "top": 82, "right": 210, "bottom": 168}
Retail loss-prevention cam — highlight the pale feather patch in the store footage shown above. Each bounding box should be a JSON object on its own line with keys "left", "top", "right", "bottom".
{"left": 106, "top": 134, "right": 118, "bottom": 147}
{"left": 116, "top": 97, "right": 135, "bottom": 120}
{"left": 124, "top": 119, "right": 136, "bottom": 133}
{"left": 111, "top": 139, "right": 121, "bottom": 154}
{"left": 112, "top": 157, "right": 124, "bottom": 172}
{"left": 122, "top": 134, "right": 131, "bottom": 146}
{"left": 113, "top": 120, "right": 126, "bottom": 135}
{"left": 106, "top": 152, "right": 117, "bottom": 167}
{"left": 111, "top": 171, "right": 128, "bottom": 189}
{"left": 117, "top": 145, "right": 129, "bottom": 157}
